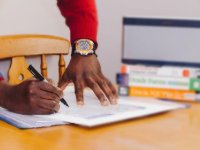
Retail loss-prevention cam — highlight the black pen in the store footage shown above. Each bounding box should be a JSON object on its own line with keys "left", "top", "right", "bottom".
{"left": 28, "top": 65, "right": 69, "bottom": 107}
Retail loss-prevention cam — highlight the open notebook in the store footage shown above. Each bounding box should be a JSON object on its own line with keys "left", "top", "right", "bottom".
{"left": 0, "top": 87, "right": 187, "bottom": 128}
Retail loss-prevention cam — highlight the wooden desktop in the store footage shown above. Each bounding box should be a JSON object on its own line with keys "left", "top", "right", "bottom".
{"left": 0, "top": 102, "right": 200, "bottom": 150}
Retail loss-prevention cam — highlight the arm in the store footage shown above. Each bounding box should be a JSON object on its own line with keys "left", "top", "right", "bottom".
{"left": 57, "top": 0, "right": 118, "bottom": 105}
{"left": 0, "top": 73, "right": 6, "bottom": 107}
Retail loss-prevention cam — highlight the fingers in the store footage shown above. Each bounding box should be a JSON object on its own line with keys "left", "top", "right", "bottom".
{"left": 27, "top": 96, "right": 60, "bottom": 115}
{"left": 86, "top": 78, "right": 109, "bottom": 106}
{"left": 97, "top": 79, "right": 117, "bottom": 105}
{"left": 38, "top": 82, "right": 63, "bottom": 99}
{"left": 33, "top": 107, "right": 56, "bottom": 115}
{"left": 74, "top": 81, "right": 84, "bottom": 105}
{"left": 35, "top": 89, "right": 60, "bottom": 103}
{"left": 37, "top": 99, "right": 60, "bottom": 113}
{"left": 31, "top": 82, "right": 63, "bottom": 113}
{"left": 104, "top": 78, "right": 118, "bottom": 99}
{"left": 11, "top": 79, "right": 62, "bottom": 115}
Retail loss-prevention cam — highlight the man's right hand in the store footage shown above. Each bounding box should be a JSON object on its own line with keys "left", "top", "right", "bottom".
{"left": 0, "top": 79, "right": 63, "bottom": 115}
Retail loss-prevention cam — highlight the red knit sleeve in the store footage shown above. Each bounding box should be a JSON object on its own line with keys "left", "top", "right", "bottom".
{"left": 57, "top": 0, "right": 98, "bottom": 43}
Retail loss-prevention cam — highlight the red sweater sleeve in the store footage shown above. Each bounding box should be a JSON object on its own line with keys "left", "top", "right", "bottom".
{"left": 57, "top": 0, "right": 98, "bottom": 43}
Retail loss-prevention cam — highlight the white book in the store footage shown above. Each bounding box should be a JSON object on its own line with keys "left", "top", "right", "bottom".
{"left": 122, "top": 64, "right": 200, "bottom": 78}
{"left": 0, "top": 87, "right": 187, "bottom": 128}
{"left": 128, "top": 75, "right": 191, "bottom": 90}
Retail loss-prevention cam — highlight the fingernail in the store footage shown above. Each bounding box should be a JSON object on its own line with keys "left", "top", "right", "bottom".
{"left": 77, "top": 101, "right": 84, "bottom": 105}
{"left": 109, "top": 96, "right": 114, "bottom": 101}
{"left": 109, "top": 96, "right": 117, "bottom": 105}
{"left": 111, "top": 99, "right": 117, "bottom": 105}
{"left": 102, "top": 100, "right": 109, "bottom": 106}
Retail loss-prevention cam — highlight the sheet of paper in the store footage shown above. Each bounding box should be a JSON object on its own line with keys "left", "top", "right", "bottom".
{"left": 0, "top": 107, "right": 67, "bottom": 128}
{"left": 0, "top": 86, "right": 187, "bottom": 128}
{"left": 39, "top": 87, "right": 188, "bottom": 127}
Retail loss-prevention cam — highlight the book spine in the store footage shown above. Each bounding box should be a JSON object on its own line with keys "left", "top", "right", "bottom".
{"left": 118, "top": 86, "right": 129, "bottom": 96}
{"left": 116, "top": 73, "right": 129, "bottom": 86}
{"left": 190, "top": 78, "right": 200, "bottom": 91}
{"left": 120, "top": 65, "right": 200, "bottom": 78}
{"left": 128, "top": 75, "right": 200, "bottom": 91}
{"left": 129, "top": 86, "right": 200, "bottom": 101}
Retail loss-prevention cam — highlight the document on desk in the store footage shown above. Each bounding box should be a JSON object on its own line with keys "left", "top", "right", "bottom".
{"left": 0, "top": 87, "right": 187, "bottom": 128}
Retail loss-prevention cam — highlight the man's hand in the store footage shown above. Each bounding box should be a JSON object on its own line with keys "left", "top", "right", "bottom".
{"left": 58, "top": 55, "right": 118, "bottom": 106}
{"left": 0, "top": 79, "right": 63, "bottom": 115}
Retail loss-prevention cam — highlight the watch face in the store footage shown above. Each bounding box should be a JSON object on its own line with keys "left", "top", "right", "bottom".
{"left": 75, "top": 39, "right": 95, "bottom": 55}
{"left": 79, "top": 41, "right": 90, "bottom": 50}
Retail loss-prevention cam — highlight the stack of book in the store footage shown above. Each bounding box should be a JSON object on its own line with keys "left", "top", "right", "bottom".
{"left": 116, "top": 64, "right": 200, "bottom": 101}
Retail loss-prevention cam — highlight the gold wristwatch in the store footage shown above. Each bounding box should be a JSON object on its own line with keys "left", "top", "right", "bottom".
{"left": 72, "top": 39, "right": 97, "bottom": 56}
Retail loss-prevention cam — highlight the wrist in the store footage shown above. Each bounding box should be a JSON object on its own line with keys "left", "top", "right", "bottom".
{"left": 69, "top": 54, "right": 99, "bottom": 67}
{"left": 0, "top": 82, "right": 13, "bottom": 108}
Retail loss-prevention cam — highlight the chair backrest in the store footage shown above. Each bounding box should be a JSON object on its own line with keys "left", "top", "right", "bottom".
{"left": 0, "top": 34, "right": 70, "bottom": 84}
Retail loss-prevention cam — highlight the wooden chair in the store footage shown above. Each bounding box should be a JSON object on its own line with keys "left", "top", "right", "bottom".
{"left": 0, "top": 34, "right": 70, "bottom": 84}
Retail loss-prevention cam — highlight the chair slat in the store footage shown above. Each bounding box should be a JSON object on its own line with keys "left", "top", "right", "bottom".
{"left": 41, "top": 55, "right": 48, "bottom": 78}
{"left": 0, "top": 34, "right": 70, "bottom": 84}
{"left": 59, "top": 54, "right": 66, "bottom": 79}
{"left": 8, "top": 57, "right": 32, "bottom": 84}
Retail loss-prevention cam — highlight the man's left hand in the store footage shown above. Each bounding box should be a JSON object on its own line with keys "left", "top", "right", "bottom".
{"left": 58, "top": 54, "right": 118, "bottom": 106}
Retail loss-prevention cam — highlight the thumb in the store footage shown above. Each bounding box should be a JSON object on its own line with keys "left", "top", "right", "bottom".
{"left": 58, "top": 74, "right": 71, "bottom": 90}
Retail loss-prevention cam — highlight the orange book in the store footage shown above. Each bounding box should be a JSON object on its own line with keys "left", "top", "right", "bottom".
{"left": 129, "top": 86, "right": 199, "bottom": 101}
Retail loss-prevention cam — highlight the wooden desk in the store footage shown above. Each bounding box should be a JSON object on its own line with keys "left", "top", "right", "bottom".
{"left": 0, "top": 102, "right": 200, "bottom": 150}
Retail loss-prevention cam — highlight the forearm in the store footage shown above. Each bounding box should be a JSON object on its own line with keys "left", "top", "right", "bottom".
{"left": 0, "top": 82, "right": 11, "bottom": 108}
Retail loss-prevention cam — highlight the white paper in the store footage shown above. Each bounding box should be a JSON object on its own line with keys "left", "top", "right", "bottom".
{"left": 39, "top": 87, "right": 187, "bottom": 127}
{"left": 0, "top": 107, "right": 67, "bottom": 128}
{"left": 0, "top": 86, "right": 187, "bottom": 128}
